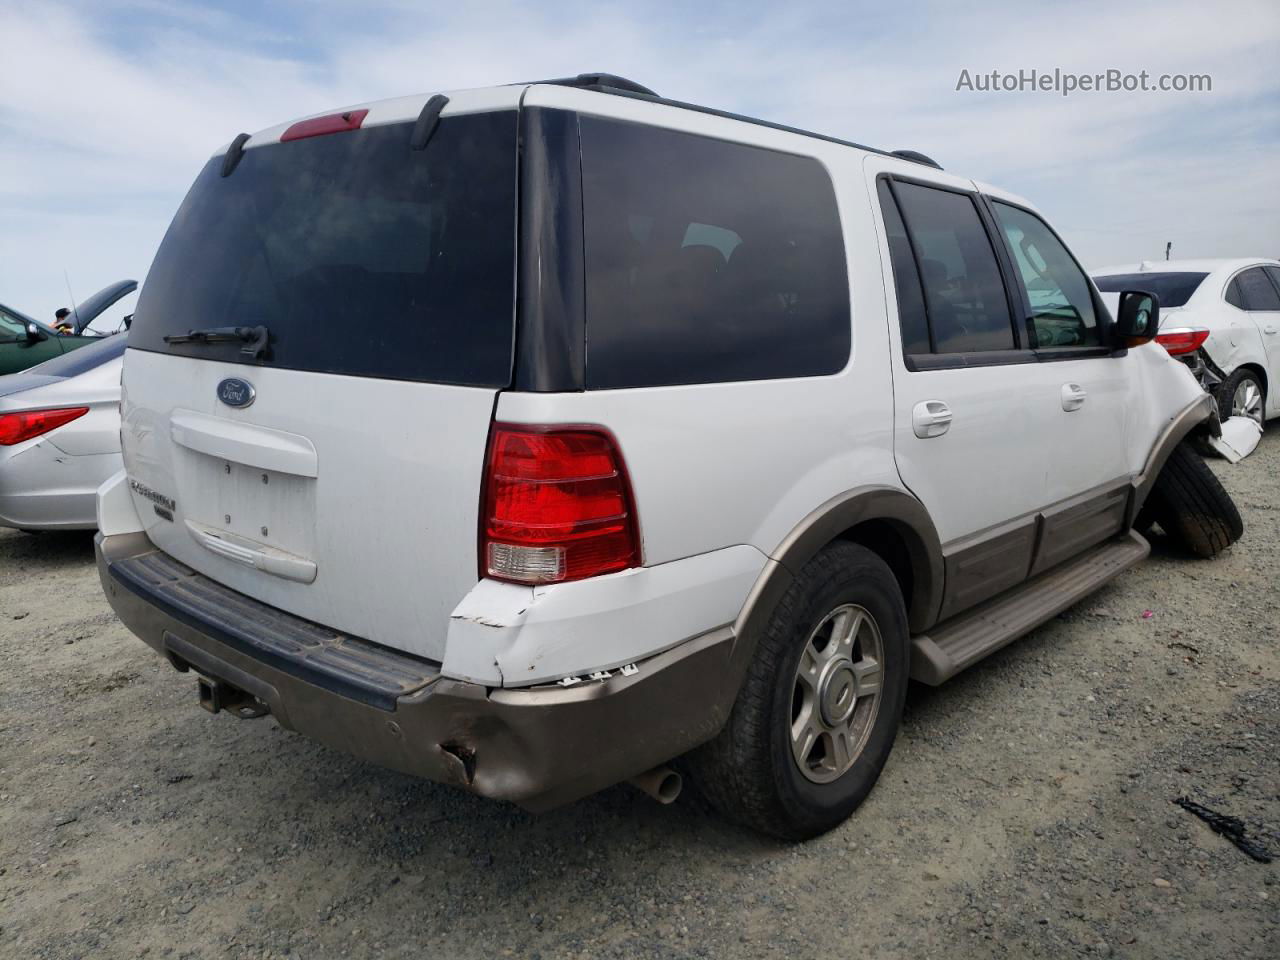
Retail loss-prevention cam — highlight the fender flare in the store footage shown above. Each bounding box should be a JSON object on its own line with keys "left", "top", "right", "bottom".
{"left": 1128, "top": 393, "right": 1218, "bottom": 525}
{"left": 719, "top": 486, "right": 943, "bottom": 711}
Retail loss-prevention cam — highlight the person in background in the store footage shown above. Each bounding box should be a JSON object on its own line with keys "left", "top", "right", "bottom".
{"left": 53, "top": 308, "right": 74, "bottom": 334}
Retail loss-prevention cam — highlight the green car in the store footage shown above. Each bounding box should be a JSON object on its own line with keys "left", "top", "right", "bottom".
{"left": 0, "top": 280, "right": 137, "bottom": 375}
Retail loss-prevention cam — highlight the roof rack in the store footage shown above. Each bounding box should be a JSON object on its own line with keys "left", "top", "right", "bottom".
{"left": 530, "top": 74, "right": 942, "bottom": 170}
{"left": 890, "top": 149, "right": 942, "bottom": 170}
{"left": 535, "top": 73, "right": 659, "bottom": 97}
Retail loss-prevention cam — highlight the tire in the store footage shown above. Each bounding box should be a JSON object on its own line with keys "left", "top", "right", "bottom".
{"left": 1141, "top": 441, "right": 1243, "bottom": 558}
{"left": 689, "top": 542, "right": 909, "bottom": 840}
{"left": 1216, "top": 367, "right": 1265, "bottom": 429}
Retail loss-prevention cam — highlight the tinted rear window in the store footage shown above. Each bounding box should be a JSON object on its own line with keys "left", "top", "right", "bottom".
{"left": 876, "top": 180, "right": 930, "bottom": 354}
{"left": 129, "top": 112, "right": 517, "bottom": 386}
{"left": 1092, "top": 272, "right": 1207, "bottom": 308}
{"left": 891, "top": 181, "right": 1015, "bottom": 353}
{"left": 579, "top": 117, "right": 850, "bottom": 388}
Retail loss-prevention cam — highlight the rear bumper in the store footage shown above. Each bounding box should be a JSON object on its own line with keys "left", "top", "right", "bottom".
{"left": 97, "top": 532, "right": 734, "bottom": 811}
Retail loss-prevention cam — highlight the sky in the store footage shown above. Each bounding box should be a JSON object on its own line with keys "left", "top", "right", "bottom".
{"left": 1, "top": 0, "right": 1277, "bottom": 321}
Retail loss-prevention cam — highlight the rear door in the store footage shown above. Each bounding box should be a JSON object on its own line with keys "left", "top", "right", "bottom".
{"left": 1236, "top": 266, "right": 1280, "bottom": 417}
{"left": 873, "top": 168, "right": 1058, "bottom": 618}
{"left": 120, "top": 106, "right": 518, "bottom": 661}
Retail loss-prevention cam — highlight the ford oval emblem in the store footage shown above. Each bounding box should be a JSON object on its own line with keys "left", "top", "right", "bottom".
{"left": 216, "top": 377, "right": 256, "bottom": 408}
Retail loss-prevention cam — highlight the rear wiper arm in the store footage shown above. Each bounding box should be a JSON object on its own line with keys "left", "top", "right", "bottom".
{"left": 163, "top": 325, "right": 270, "bottom": 359}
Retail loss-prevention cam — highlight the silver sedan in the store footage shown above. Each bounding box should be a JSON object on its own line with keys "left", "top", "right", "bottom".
{"left": 0, "top": 334, "right": 126, "bottom": 530}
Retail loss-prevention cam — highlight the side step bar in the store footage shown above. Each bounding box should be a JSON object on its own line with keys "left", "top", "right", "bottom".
{"left": 910, "top": 530, "right": 1150, "bottom": 685}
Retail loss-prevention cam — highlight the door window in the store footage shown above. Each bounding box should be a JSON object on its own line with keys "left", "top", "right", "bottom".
{"left": 888, "top": 181, "right": 1016, "bottom": 354}
{"left": 0, "top": 309, "right": 25, "bottom": 340}
{"left": 1237, "top": 267, "right": 1280, "bottom": 310}
{"left": 1225, "top": 277, "right": 1247, "bottom": 309}
{"left": 992, "top": 203, "right": 1099, "bottom": 348}
{"left": 877, "top": 180, "right": 931, "bottom": 354}
{"left": 1264, "top": 266, "right": 1280, "bottom": 298}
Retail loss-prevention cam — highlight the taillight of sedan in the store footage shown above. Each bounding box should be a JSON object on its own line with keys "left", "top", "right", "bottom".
{"left": 0, "top": 407, "right": 90, "bottom": 445}
{"left": 1154, "top": 327, "right": 1210, "bottom": 356}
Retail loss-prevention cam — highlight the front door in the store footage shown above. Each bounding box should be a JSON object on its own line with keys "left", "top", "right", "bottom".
{"left": 985, "top": 198, "right": 1132, "bottom": 574}
{"left": 0, "top": 307, "right": 64, "bottom": 375}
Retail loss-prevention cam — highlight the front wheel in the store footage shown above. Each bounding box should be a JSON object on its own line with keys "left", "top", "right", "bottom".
{"left": 689, "top": 542, "right": 909, "bottom": 840}
{"left": 1139, "top": 441, "right": 1243, "bottom": 558}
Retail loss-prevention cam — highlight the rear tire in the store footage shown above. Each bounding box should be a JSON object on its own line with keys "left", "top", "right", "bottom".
{"left": 689, "top": 542, "right": 909, "bottom": 840}
{"left": 1141, "top": 441, "right": 1243, "bottom": 558}
{"left": 1216, "top": 368, "right": 1265, "bottom": 429}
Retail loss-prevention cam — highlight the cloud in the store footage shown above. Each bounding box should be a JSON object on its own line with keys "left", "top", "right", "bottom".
{"left": 1, "top": 0, "right": 1277, "bottom": 316}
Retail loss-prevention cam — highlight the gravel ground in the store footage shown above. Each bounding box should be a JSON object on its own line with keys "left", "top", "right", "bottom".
{"left": 2, "top": 436, "right": 1277, "bottom": 959}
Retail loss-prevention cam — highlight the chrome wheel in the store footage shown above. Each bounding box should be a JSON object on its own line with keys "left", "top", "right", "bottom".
{"left": 1231, "top": 378, "right": 1264, "bottom": 427}
{"left": 790, "top": 603, "right": 884, "bottom": 784}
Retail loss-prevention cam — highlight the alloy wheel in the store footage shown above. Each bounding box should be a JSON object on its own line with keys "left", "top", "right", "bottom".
{"left": 1232, "top": 378, "right": 1264, "bottom": 427}
{"left": 790, "top": 603, "right": 884, "bottom": 784}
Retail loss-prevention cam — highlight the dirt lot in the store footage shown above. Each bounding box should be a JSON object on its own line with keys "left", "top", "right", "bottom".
{"left": 2, "top": 437, "right": 1277, "bottom": 960}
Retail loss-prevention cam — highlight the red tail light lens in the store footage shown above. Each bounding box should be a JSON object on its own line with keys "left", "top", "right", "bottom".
{"left": 0, "top": 407, "right": 89, "bottom": 446}
{"left": 481, "top": 424, "right": 640, "bottom": 584}
{"left": 1155, "top": 327, "right": 1210, "bottom": 356}
{"left": 280, "top": 109, "right": 369, "bottom": 142}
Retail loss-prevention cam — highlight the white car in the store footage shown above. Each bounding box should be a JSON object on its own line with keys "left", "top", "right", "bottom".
{"left": 95, "top": 74, "right": 1241, "bottom": 839}
{"left": 1094, "top": 259, "right": 1280, "bottom": 429}
{"left": 0, "top": 333, "right": 126, "bottom": 530}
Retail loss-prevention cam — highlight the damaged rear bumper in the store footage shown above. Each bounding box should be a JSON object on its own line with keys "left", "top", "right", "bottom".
{"left": 97, "top": 532, "right": 734, "bottom": 811}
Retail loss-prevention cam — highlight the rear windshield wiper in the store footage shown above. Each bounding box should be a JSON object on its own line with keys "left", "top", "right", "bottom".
{"left": 164, "top": 325, "right": 269, "bottom": 360}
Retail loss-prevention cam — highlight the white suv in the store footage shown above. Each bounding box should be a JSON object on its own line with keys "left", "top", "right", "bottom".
{"left": 96, "top": 74, "right": 1242, "bottom": 839}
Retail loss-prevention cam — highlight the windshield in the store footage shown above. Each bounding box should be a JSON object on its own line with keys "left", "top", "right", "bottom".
{"left": 27, "top": 331, "right": 128, "bottom": 377}
{"left": 128, "top": 111, "right": 518, "bottom": 386}
{"left": 1092, "top": 272, "right": 1209, "bottom": 309}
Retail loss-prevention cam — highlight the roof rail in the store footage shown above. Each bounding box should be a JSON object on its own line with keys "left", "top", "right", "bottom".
{"left": 534, "top": 73, "right": 658, "bottom": 96}
{"left": 525, "top": 73, "right": 941, "bottom": 169}
{"left": 891, "top": 149, "right": 943, "bottom": 170}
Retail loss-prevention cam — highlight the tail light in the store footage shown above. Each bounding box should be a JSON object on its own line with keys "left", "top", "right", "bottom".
{"left": 1155, "top": 327, "right": 1210, "bottom": 356}
{"left": 0, "top": 407, "right": 89, "bottom": 446}
{"left": 481, "top": 424, "right": 640, "bottom": 584}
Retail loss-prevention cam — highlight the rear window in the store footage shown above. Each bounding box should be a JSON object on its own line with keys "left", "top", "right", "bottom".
{"left": 1092, "top": 272, "right": 1207, "bottom": 309}
{"left": 579, "top": 117, "right": 850, "bottom": 389}
{"left": 129, "top": 112, "right": 518, "bottom": 387}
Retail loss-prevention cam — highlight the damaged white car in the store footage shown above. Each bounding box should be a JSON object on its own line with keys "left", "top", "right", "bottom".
{"left": 97, "top": 75, "right": 1244, "bottom": 839}
{"left": 1095, "top": 259, "right": 1280, "bottom": 458}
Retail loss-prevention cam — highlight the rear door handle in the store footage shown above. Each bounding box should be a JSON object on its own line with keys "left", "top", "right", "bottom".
{"left": 912, "top": 400, "right": 953, "bottom": 438}
{"left": 1061, "top": 383, "right": 1087, "bottom": 412}
{"left": 1264, "top": 325, "right": 1278, "bottom": 335}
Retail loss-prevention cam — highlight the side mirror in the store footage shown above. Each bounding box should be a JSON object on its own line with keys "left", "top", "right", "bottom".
{"left": 25, "top": 322, "right": 46, "bottom": 344}
{"left": 1114, "top": 290, "right": 1159, "bottom": 347}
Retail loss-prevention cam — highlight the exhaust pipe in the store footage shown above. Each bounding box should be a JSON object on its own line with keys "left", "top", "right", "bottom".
{"left": 629, "top": 766, "right": 682, "bottom": 804}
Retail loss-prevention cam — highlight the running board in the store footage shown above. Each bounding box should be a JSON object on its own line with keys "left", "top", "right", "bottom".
{"left": 910, "top": 531, "right": 1150, "bottom": 685}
